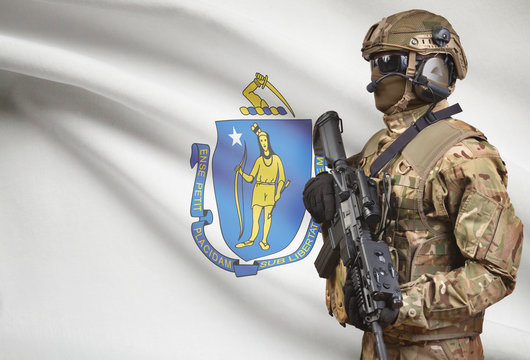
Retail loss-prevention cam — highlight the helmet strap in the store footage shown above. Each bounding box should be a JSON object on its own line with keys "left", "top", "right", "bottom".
{"left": 447, "top": 82, "right": 455, "bottom": 96}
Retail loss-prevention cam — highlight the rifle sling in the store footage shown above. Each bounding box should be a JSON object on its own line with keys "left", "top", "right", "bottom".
{"left": 369, "top": 103, "right": 463, "bottom": 177}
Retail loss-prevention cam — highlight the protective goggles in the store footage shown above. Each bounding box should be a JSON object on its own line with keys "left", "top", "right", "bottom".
{"left": 371, "top": 53, "right": 410, "bottom": 74}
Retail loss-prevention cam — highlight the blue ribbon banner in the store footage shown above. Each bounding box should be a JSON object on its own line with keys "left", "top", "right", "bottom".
{"left": 190, "top": 143, "right": 326, "bottom": 277}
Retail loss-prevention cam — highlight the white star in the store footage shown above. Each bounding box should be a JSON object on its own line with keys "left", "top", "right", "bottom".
{"left": 228, "top": 126, "right": 242, "bottom": 146}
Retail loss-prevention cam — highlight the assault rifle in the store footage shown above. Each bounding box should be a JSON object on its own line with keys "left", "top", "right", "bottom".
{"left": 313, "top": 111, "right": 402, "bottom": 360}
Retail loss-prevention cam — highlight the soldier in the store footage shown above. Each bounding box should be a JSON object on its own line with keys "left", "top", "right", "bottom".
{"left": 303, "top": 9, "right": 523, "bottom": 359}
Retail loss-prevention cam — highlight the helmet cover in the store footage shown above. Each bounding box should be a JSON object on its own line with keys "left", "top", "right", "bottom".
{"left": 361, "top": 9, "right": 467, "bottom": 79}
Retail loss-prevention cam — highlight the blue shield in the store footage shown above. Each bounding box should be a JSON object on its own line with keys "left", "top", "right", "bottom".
{"left": 212, "top": 119, "right": 312, "bottom": 261}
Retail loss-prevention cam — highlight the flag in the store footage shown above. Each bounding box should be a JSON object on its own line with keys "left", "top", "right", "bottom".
{"left": 0, "top": 1, "right": 529, "bottom": 359}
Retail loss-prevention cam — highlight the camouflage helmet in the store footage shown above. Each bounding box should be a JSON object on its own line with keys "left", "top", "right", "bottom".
{"left": 361, "top": 9, "right": 467, "bottom": 80}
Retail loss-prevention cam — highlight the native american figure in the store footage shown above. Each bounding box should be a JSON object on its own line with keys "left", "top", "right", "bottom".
{"left": 235, "top": 123, "right": 286, "bottom": 250}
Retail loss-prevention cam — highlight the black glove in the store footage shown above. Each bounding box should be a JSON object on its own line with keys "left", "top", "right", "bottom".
{"left": 343, "top": 279, "right": 399, "bottom": 331}
{"left": 302, "top": 172, "right": 335, "bottom": 224}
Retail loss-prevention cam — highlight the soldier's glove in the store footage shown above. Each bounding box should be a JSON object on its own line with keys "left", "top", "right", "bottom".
{"left": 302, "top": 172, "right": 335, "bottom": 224}
{"left": 343, "top": 279, "right": 399, "bottom": 331}
{"left": 343, "top": 279, "right": 371, "bottom": 331}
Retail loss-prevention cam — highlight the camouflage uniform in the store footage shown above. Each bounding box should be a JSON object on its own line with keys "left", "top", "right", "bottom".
{"left": 325, "top": 100, "right": 524, "bottom": 359}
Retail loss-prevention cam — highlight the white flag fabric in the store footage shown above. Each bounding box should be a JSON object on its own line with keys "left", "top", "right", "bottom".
{"left": 1, "top": 1, "right": 529, "bottom": 359}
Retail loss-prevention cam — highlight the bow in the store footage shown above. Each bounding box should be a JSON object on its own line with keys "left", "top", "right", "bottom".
{"left": 234, "top": 142, "right": 247, "bottom": 240}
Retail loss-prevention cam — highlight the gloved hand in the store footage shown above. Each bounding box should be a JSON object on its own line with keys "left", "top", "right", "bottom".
{"left": 343, "top": 279, "right": 399, "bottom": 332}
{"left": 302, "top": 172, "right": 335, "bottom": 224}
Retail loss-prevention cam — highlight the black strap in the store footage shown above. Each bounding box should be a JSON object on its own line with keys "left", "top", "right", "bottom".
{"left": 369, "top": 103, "right": 463, "bottom": 177}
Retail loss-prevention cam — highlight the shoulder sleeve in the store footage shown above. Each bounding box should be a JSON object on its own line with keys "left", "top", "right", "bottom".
{"left": 396, "top": 138, "right": 524, "bottom": 329}
{"left": 445, "top": 139, "right": 523, "bottom": 286}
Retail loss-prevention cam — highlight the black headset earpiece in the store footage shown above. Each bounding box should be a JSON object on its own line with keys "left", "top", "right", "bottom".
{"left": 409, "top": 25, "right": 454, "bottom": 102}
{"left": 413, "top": 57, "right": 451, "bottom": 102}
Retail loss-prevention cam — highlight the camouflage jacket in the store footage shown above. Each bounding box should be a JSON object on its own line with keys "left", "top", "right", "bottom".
{"left": 324, "top": 101, "right": 524, "bottom": 343}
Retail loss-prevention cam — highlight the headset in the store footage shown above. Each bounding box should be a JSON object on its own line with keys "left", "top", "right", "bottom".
{"left": 366, "top": 25, "right": 455, "bottom": 102}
